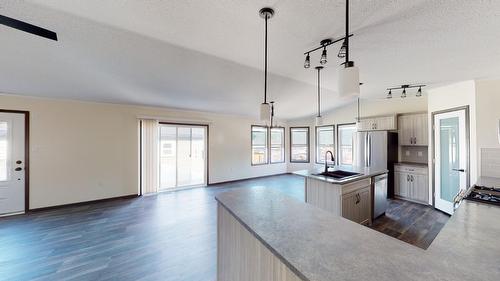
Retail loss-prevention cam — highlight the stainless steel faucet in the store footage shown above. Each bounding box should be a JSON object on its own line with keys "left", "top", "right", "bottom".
{"left": 324, "top": 150, "right": 335, "bottom": 173}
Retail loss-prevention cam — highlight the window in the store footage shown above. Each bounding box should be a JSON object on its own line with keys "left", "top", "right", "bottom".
{"left": 315, "top": 125, "right": 335, "bottom": 164}
{"left": 337, "top": 123, "right": 356, "bottom": 165}
{"left": 252, "top": 126, "right": 268, "bottom": 165}
{"left": 290, "top": 127, "right": 310, "bottom": 163}
{"left": 270, "top": 127, "right": 285, "bottom": 163}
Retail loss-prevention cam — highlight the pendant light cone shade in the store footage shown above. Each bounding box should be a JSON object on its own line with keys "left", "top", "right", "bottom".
{"left": 338, "top": 65, "right": 360, "bottom": 97}
{"left": 260, "top": 103, "right": 271, "bottom": 121}
{"left": 315, "top": 116, "right": 323, "bottom": 126}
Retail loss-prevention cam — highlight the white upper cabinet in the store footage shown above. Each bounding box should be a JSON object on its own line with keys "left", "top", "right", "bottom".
{"left": 357, "top": 115, "right": 397, "bottom": 131}
{"left": 398, "top": 113, "right": 428, "bottom": 146}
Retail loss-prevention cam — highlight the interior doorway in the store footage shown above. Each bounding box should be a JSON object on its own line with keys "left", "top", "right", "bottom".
{"left": 432, "top": 106, "right": 469, "bottom": 215}
{"left": 0, "top": 110, "right": 29, "bottom": 216}
{"left": 158, "top": 123, "right": 208, "bottom": 190}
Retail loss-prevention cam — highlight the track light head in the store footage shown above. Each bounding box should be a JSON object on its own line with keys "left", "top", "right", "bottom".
{"left": 401, "top": 88, "right": 407, "bottom": 98}
{"left": 304, "top": 53, "right": 310, "bottom": 68}
{"left": 320, "top": 48, "right": 327, "bottom": 65}
{"left": 338, "top": 40, "right": 347, "bottom": 58}
{"left": 387, "top": 89, "right": 392, "bottom": 99}
{"left": 416, "top": 87, "right": 422, "bottom": 97}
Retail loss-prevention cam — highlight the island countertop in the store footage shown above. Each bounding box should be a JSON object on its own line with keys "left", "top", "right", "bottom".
{"left": 215, "top": 188, "right": 500, "bottom": 281}
{"left": 293, "top": 165, "right": 388, "bottom": 184}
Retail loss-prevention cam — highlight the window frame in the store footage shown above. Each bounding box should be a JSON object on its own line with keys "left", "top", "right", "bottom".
{"left": 336, "top": 122, "right": 357, "bottom": 166}
{"left": 251, "top": 125, "right": 269, "bottom": 166}
{"left": 315, "top": 125, "right": 336, "bottom": 164}
{"left": 269, "top": 126, "right": 286, "bottom": 164}
{"left": 289, "top": 126, "right": 310, "bottom": 163}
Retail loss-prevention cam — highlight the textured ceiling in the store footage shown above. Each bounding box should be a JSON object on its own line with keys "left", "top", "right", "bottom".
{"left": 1, "top": 0, "right": 500, "bottom": 119}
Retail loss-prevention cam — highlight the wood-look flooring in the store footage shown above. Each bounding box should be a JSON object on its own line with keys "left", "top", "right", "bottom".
{"left": 369, "top": 199, "right": 450, "bottom": 249}
{"left": 0, "top": 174, "right": 448, "bottom": 281}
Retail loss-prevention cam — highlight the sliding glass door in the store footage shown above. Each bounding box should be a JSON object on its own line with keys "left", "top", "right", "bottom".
{"left": 159, "top": 124, "right": 207, "bottom": 190}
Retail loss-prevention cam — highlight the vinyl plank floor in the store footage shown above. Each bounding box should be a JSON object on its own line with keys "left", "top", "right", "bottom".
{"left": 0, "top": 174, "right": 448, "bottom": 280}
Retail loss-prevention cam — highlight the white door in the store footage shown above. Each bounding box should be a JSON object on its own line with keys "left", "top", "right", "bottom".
{"left": 0, "top": 112, "right": 26, "bottom": 215}
{"left": 159, "top": 124, "right": 207, "bottom": 190}
{"left": 434, "top": 109, "right": 467, "bottom": 214}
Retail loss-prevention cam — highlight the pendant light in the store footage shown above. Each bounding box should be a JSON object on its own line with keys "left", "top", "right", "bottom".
{"left": 259, "top": 7, "right": 274, "bottom": 122}
{"left": 338, "top": 0, "right": 360, "bottom": 98}
{"left": 315, "top": 66, "right": 324, "bottom": 125}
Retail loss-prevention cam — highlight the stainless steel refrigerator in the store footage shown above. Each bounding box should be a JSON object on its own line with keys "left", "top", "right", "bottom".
{"left": 354, "top": 131, "right": 398, "bottom": 218}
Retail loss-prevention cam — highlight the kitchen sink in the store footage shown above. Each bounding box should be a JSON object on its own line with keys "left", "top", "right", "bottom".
{"left": 314, "top": 170, "right": 362, "bottom": 179}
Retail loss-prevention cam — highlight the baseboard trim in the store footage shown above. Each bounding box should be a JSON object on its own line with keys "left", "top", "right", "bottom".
{"left": 29, "top": 194, "right": 140, "bottom": 212}
{"left": 208, "top": 173, "right": 289, "bottom": 186}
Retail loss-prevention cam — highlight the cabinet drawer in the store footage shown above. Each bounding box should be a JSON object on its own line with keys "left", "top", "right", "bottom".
{"left": 394, "top": 165, "right": 428, "bottom": 175}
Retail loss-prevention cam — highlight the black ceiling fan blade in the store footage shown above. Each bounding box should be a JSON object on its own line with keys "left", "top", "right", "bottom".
{"left": 0, "top": 14, "right": 57, "bottom": 41}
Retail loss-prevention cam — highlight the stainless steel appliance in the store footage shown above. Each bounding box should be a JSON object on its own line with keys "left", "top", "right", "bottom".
{"left": 354, "top": 131, "right": 398, "bottom": 218}
{"left": 372, "top": 174, "right": 388, "bottom": 218}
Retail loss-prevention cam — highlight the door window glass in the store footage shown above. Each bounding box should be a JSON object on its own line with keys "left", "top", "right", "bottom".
{"left": 0, "top": 122, "right": 8, "bottom": 181}
{"left": 439, "top": 117, "right": 460, "bottom": 202}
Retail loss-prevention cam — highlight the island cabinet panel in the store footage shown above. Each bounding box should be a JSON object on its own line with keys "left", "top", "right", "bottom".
{"left": 217, "top": 204, "right": 302, "bottom": 281}
{"left": 305, "top": 177, "right": 342, "bottom": 216}
{"left": 342, "top": 186, "right": 371, "bottom": 225}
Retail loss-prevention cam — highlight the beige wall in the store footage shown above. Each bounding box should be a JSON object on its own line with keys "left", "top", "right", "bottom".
{"left": 475, "top": 80, "right": 500, "bottom": 175}
{"left": 0, "top": 94, "right": 286, "bottom": 209}
{"left": 287, "top": 96, "right": 429, "bottom": 172}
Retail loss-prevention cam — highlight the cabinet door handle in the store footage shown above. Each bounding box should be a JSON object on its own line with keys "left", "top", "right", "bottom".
{"left": 407, "top": 175, "right": 410, "bottom": 182}
{"left": 411, "top": 175, "right": 414, "bottom": 182}
{"left": 355, "top": 193, "right": 360, "bottom": 204}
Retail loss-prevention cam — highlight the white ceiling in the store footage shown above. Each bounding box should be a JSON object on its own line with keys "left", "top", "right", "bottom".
{"left": 1, "top": 0, "right": 500, "bottom": 119}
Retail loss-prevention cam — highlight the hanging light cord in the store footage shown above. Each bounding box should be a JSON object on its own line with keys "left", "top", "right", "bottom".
{"left": 264, "top": 15, "right": 268, "bottom": 104}
{"left": 317, "top": 68, "right": 321, "bottom": 117}
{"left": 345, "top": 0, "right": 349, "bottom": 65}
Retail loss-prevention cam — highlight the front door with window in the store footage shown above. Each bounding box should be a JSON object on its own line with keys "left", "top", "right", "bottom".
{"left": 159, "top": 124, "right": 207, "bottom": 190}
{"left": 433, "top": 108, "right": 468, "bottom": 215}
{"left": 0, "top": 112, "right": 26, "bottom": 215}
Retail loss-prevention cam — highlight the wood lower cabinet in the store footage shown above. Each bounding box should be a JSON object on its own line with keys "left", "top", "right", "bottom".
{"left": 306, "top": 177, "right": 372, "bottom": 225}
{"left": 341, "top": 186, "right": 371, "bottom": 225}
{"left": 394, "top": 165, "right": 429, "bottom": 204}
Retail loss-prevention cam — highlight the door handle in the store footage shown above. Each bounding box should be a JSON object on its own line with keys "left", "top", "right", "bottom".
{"left": 452, "top": 169, "right": 466, "bottom": 172}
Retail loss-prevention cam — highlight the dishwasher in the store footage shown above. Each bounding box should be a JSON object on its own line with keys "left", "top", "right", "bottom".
{"left": 372, "top": 174, "right": 388, "bottom": 219}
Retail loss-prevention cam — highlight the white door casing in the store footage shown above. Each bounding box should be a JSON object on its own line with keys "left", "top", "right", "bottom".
{"left": 0, "top": 112, "right": 26, "bottom": 215}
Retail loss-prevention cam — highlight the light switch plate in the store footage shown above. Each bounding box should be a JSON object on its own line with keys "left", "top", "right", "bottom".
{"left": 406, "top": 150, "right": 410, "bottom": 156}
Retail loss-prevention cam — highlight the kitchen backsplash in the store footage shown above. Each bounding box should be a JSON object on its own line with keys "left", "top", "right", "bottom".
{"left": 400, "top": 146, "right": 428, "bottom": 164}
{"left": 481, "top": 148, "right": 500, "bottom": 178}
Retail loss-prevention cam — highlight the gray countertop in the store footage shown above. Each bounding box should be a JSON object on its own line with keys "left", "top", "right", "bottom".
{"left": 215, "top": 188, "right": 500, "bottom": 281}
{"left": 293, "top": 165, "right": 388, "bottom": 184}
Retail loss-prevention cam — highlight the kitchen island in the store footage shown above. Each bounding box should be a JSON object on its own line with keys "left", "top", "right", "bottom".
{"left": 215, "top": 188, "right": 500, "bottom": 281}
{"left": 294, "top": 166, "right": 388, "bottom": 225}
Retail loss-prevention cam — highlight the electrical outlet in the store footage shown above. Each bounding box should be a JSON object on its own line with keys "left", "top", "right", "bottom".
{"left": 405, "top": 150, "right": 410, "bottom": 156}
{"left": 418, "top": 151, "right": 423, "bottom": 157}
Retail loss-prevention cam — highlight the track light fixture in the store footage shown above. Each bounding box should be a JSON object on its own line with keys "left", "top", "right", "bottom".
{"left": 386, "top": 84, "right": 426, "bottom": 99}
{"left": 303, "top": 36, "right": 352, "bottom": 69}
{"left": 304, "top": 53, "right": 311, "bottom": 68}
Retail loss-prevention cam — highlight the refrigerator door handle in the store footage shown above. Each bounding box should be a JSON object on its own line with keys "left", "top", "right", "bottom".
{"left": 365, "top": 133, "right": 369, "bottom": 167}
{"left": 368, "top": 133, "right": 372, "bottom": 167}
